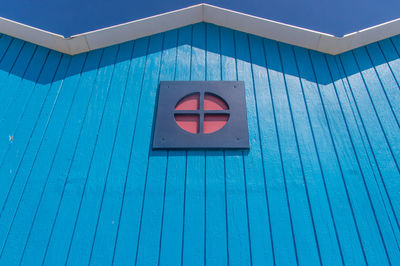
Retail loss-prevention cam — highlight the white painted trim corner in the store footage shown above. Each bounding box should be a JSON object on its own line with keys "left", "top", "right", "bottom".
{"left": 0, "top": 4, "right": 399, "bottom": 55}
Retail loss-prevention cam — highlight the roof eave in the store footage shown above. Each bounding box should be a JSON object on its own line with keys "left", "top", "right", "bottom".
{"left": 0, "top": 3, "right": 399, "bottom": 55}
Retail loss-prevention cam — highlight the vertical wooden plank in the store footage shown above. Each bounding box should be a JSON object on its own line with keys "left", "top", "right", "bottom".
{"left": 0, "top": 52, "right": 69, "bottom": 192}
{"left": 2, "top": 54, "right": 79, "bottom": 266}
{"left": 110, "top": 35, "right": 161, "bottom": 266}
{"left": 0, "top": 45, "right": 51, "bottom": 252}
{"left": 100, "top": 37, "right": 149, "bottom": 266}
{"left": 0, "top": 42, "right": 36, "bottom": 121}
{"left": 0, "top": 35, "right": 13, "bottom": 65}
{"left": 307, "top": 49, "right": 400, "bottom": 264}
{"left": 0, "top": 48, "right": 90, "bottom": 266}
{"left": 0, "top": 42, "right": 37, "bottom": 168}
{"left": 249, "top": 35, "right": 298, "bottom": 265}
{"left": 366, "top": 43, "right": 400, "bottom": 122}
{"left": 0, "top": 46, "right": 50, "bottom": 132}
{"left": 126, "top": 34, "right": 164, "bottom": 266}
{"left": 331, "top": 51, "right": 400, "bottom": 233}
{"left": 4, "top": 53, "right": 81, "bottom": 265}
{"left": 378, "top": 39, "right": 400, "bottom": 90}
{"left": 0, "top": 50, "right": 63, "bottom": 264}
{"left": 85, "top": 38, "right": 144, "bottom": 266}
{"left": 13, "top": 46, "right": 108, "bottom": 266}
{"left": 0, "top": 47, "right": 51, "bottom": 171}
{"left": 271, "top": 46, "right": 365, "bottom": 265}
{"left": 89, "top": 37, "right": 153, "bottom": 266}
{"left": 10, "top": 55, "right": 70, "bottom": 266}
{"left": 220, "top": 27, "right": 252, "bottom": 266}
{"left": 133, "top": 32, "right": 169, "bottom": 266}
{"left": 67, "top": 38, "right": 157, "bottom": 266}
{"left": 204, "top": 23, "right": 228, "bottom": 266}
{"left": 341, "top": 50, "right": 400, "bottom": 168}
{"left": 353, "top": 43, "right": 400, "bottom": 240}
{"left": 0, "top": 53, "right": 67, "bottom": 180}
{"left": 331, "top": 54, "right": 400, "bottom": 260}
{"left": 279, "top": 43, "right": 344, "bottom": 265}
{"left": 268, "top": 40, "right": 320, "bottom": 265}
{"left": 0, "top": 40, "right": 41, "bottom": 211}
{"left": 298, "top": 46, "right": 392, "bottom": 265}
{"left": 390, "top": 35, "right": 400, "bottom": 58}
{"left": 106, "top": 38, "right": 148, "bottom": 265}
{"left": 158, "top": 26, "right": 190, "bottom": 266}
{"left": 64, "top": 43, "right": 122, "bottom": 265}
{"left": 157, "top": 29, "right": 186, "bottom": 266}
{"left": 327, "top": 52, "right": 400, "bottom": 246}
{"left": 338, "top": 52, "right": 400, "bottom": 222}
{"left": 351, "top": 48, "right": 400, "bottom": 164}
{"left": 41, "top": 45, "right": 118, "bottom": 266}
{"left": 235, "top": 32, "right": 275, "bottom": 265}
{"left": 181, "top": 23, "right": 206, "bottom": 266}
{"left": 70, "top": 41, "right": 134, "bottom": 266}
{"left": 27, "top": 49, "right": 101, "bottom": 265}
{"left": 0, "top": 39, "right": 24, "bottom": 92}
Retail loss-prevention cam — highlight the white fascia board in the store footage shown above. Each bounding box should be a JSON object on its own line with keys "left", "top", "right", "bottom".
{"left": 0, "top": 16, "right": 71, "bottom": 53}
{"left": 0, "top": 4, "right": 399, "bottom": 55}
{"left": 203, "top": 4, "right": 333, "bottom": 51}
{"left": 71, "top": 4, "right": 203, "bottom": 52}
{"left": 341, "top": 18, "right": 400, "bottom": 52}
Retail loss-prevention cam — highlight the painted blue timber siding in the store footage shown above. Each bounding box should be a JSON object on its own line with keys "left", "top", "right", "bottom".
{"left": 0, "top": 22, "right": 399, "bottom": 265}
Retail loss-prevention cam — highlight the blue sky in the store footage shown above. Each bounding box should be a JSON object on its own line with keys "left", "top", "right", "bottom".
{"left": 1, "top": 0, "right": 399, "bottom": 37}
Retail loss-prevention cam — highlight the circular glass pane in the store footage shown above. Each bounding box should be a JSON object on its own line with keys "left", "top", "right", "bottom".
{"left": 174, "top": 93, "right": 229, "bottom": 134}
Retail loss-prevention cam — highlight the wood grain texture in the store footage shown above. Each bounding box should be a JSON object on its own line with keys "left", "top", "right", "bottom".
{"left": 0, "top": 23, "right": 399, "bottom": 265}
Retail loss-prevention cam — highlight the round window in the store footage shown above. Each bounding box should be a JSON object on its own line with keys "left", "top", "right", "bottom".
{"left": 174, "top": 92, "right": 229, "bottom": 134}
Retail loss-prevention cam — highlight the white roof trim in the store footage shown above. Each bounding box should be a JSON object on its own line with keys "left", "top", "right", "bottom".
{"left": 0, "top": 3, "right": 399, "bottom": 55}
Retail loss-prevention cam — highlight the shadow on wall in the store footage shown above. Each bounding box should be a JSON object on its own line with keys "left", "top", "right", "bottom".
{"left": 0, "top": 23, "right": 399, "bottom": 87}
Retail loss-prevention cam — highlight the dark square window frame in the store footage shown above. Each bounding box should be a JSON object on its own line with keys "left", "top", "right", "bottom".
{"left": 152, "top": 81, "right": 250, "bottom": 149}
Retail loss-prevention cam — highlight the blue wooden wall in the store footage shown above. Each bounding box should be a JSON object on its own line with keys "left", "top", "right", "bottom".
{"left": 0, "top": 22, "right": 399, "bottom": 265}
